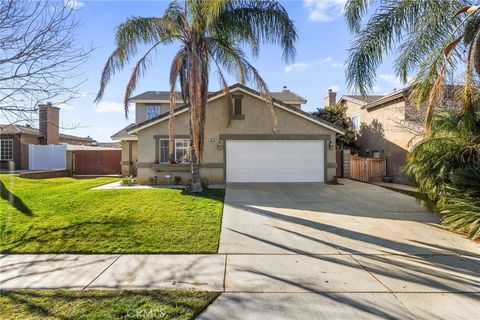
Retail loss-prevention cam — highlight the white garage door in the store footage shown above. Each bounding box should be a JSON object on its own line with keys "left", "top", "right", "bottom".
{"left": 226, "top": 140, "right": 324, "bottom": 182}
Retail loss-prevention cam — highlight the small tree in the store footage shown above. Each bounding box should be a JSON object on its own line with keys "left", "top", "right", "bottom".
{"left": 311, "top": 103, "right": 356, "bottom": 149}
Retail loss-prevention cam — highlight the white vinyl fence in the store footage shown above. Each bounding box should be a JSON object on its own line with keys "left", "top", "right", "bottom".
{"left": 28, "top": 144, "right": 67, "bottom": 170}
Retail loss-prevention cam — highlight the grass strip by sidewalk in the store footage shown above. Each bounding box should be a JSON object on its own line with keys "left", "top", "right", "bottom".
{"left": 0, "top": 289, "right": 219, "bottom": 320}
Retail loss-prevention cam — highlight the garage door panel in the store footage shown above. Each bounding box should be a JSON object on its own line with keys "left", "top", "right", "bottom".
{"left": 226, "top": 140, "right": 324, "bottom": 182}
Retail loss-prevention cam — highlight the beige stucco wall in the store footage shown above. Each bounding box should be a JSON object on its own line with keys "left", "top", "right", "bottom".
{"left": 344, "top": 99, "right": 416, "bottom": 184}
{"left": 120, "top": 140, "right": 137, "bottom": 176}
{"left": 135, "top": 93, "right": 338, "bottom": 184}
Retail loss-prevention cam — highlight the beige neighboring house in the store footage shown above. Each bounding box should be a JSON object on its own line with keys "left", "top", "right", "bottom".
{"left": 112, "top": 83, "right": 344, "bottom": 185}
{"left": 332, "top": 87, "right": 460, "bottom": 184}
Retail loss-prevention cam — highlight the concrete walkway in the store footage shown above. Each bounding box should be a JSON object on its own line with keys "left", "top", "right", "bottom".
{"left": 1, "top": 180, "right": 479, "bottom": 319}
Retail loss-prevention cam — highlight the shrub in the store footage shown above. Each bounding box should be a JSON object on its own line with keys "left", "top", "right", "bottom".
{"left": 174, "top": 176, "right": 182, "bottom": 185}
{"left": 405, "top": 107, "right": 480, "bottom": 241}
{"left": 121, "top": 176, "right": 136, "bottom": 186}
{"left": 201, "top": 178, "right": 209, "bottom": 190}
{"left": 441, "top": 166, "right": 480, "bottom": 240}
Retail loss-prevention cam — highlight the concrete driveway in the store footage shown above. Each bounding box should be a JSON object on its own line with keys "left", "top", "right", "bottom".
{"left": 199, "top": 179, "right": 480, "bottom": 320}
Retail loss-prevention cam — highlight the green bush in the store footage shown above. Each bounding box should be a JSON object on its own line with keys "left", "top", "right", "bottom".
{"left": 121, "top": 176, "right": 136, "bottom": 186}
{"left": 174, "top": 176, "right": 182, "bottom": 185}
{"left": 441, "top": 166, "right": 480, "bottom": 240}
{"left": 405, "top": 106, "right": 480, "bottom": 241}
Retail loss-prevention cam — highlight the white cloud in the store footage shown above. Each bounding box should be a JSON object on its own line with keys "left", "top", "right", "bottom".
{"left": 284, "top": 57, "right": 343, "bottom": 73}
{"left": 332, "top": 62, "right": 345, "bottom": 69}
{"left": 304, "top": 0, "right": 347, "bottom": 22}
{"left": 378, "top": 74, "right": 403, "bottom": 89}
{"left": 56, "top": 103, "right": 75, "bottom": 111}
{"left": 77, "top": 91, "right": 89, "bottom": 98}
{"left": 284, "top": 62, "right": 308, "bottom": 73}
{"left": 64, "top": 0, "right": 85, "bottom": 10}
{"left": 95, "top": 101, "right": 124, "bottom": 114}
{"left": 319, "top": 56, "right": 333, "bottom": 64}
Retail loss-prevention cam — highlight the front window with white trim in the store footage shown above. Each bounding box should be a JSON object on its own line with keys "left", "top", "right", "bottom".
{"left": 352, "top": 115, "right": 360, "bottom": 130}
{"left": 0, "top": 139, "right": 13, "bottom": 160}
{"left": 159, "top": 139, "right": 190, "bottom": 163}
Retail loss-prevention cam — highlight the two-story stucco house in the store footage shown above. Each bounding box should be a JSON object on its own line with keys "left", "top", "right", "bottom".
{"left": 112, "top": 83, "right": 344, "bottom": 185}
{"left": 331, "top": 87, "right": 461, "bottom": 184}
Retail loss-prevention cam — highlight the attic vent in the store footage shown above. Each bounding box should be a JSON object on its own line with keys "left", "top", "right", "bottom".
{"left": 282, "top": 85, "right": 290, "bottom": 93}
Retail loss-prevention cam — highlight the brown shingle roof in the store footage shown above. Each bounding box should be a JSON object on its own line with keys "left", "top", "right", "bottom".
{"left": 111, "top": 123, "right": 137, "bottom": 140}
{"left": 130, "top": 88, "right": 307, "bottom": 104}
{"left": 0, "top": 124, "right": 41, "bottom": 136}
{"left": 0, "top": 124, "right": 95, "bottom": 142}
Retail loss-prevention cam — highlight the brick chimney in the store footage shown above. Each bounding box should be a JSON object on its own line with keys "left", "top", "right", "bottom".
{"left": 324, "top": 89, "right": 337, "bottom": 107}
{"left": 39, "top": 102, "right": 60, "bottom": 145}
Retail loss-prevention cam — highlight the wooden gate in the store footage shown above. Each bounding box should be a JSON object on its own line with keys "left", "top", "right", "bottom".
{"left": 73, "top": 150, "right": 121, "bottom": 175}
{"left": 350, "top": 155, "right": 385, "bottom": 182}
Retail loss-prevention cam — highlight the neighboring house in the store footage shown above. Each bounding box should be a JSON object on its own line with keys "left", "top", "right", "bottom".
{"left": 112, "top": 83, "right": 344, "bottom": 184}
{"left": 0, "top": 104, "right": 96, "bottom": 170}
{"left": 333, "top": 87, "right": 461, "bottom": 184}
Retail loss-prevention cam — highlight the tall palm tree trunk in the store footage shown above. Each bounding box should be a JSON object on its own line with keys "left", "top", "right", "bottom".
{"left": 189, "top": 118, "right": 202, "bottom": 192}
{"left": 188, "top": 33, "right": 208, "bottom": 192}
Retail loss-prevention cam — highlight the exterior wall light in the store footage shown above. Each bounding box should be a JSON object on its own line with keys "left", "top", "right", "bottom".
{"left": 217, "top": 140, "right": 223, "bottom": 150}
{"left": 329, "top": 140, "right": 334, "bottom": 150}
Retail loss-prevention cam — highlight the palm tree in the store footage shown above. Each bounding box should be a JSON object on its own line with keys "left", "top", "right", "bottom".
{"left": 344, "top": 0, "right": 480, "bottom": 130}
{"left": 95, "top": 0, "right": 297, "bottom": 192}
{"left": 404, "top": 106, "right": 480, "bottom": 240}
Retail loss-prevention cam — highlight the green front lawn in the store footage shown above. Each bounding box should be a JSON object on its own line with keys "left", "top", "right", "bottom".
{"left": 0, "top": 175, "right": 224, "bottom": 253}
{"left": 0, "top": 289, "right": 219, "bottom": 320}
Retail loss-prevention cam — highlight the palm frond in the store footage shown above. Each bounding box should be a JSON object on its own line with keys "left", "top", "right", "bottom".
{"left": 123, "top": 44, "right": 161, "bottom": 117}
{"left": 167, "top": 48, "right": 187, "bottom": 157}
{"left": 95, "top": 17, "right": 177, "bottom": 105}
{"left": 202, "top": 0, "right": 227, "bottom": 28}
{"left": 210, "top": 55, "right": 234, "bottom": 126}
{"left": 345, "top": 0, "right": 464, "bottom": 95}
{"left": 208, "top": 36, "right": 277, "bottom": 126}
{"left": 344, "top": 0, "right": 373, "bottom": 33}
{"left": 215, "top": 0, "right": 297, "bottom": 63}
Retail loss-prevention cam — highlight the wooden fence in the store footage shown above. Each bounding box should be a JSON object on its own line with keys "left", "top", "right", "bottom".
{"left": 72, "top": 150, "right": 121, "bottom": 175}
{"left": 350, "top": 155, "right": 386, "bottom": 182}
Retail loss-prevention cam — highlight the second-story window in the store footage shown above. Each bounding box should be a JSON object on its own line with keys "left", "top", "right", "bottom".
{"left": 146, "top": 104, "right": 161, "bottom": 120}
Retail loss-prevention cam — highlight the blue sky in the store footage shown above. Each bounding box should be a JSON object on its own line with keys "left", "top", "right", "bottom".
{"left": 15, "top": 0, "right": 402, "bottom": 142}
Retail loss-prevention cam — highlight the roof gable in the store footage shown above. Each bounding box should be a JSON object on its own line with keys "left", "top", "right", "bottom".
{"left": 127, "top": 83, "right": 344, "bottom": 134}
